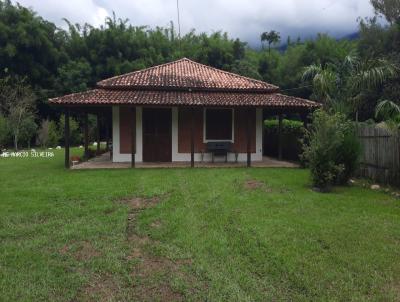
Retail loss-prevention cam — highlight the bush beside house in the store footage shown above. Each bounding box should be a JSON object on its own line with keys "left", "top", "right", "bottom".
{"left": 301, "top": 110, "right": 361, "bottom": 191}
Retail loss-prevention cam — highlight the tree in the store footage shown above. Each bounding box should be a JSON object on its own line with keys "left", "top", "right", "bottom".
{"left": 0, "top": 114, "right": 9, "bottom": 150}
{"left": 260, "top": 30, "right": 281, "bottom": 53}
{"left": 56, "top": 59, "right": 92, "bottom": 94}
{"left": 37, "top": 119, "right": 61, "bottom": 147}
{"left": 371, "top": 0, "right": 400, "bottom": 24}
{"left": 48, "top": 120, "right": 61, "bottom": 147}
{"left": 232, "top": 38, "right": 246, "bottom": 61}
{"left": 231, "top": 59, "right": 262, "bottom": 80}
{"left": 302, "top": 52, "right": 398, "bottom": 118}
{"left": 18, "top": 114, "right": 37, "bottom": 148}
{"left": 0, "top": 77, "right": 36, "bottom": 150}
{"left": 58, "top": 114, "right": 82, "bottom": 146}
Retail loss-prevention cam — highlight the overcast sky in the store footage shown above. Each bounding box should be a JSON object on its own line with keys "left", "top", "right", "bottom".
{"left": 16, "top": 0, "right": 375, "bottom": 46}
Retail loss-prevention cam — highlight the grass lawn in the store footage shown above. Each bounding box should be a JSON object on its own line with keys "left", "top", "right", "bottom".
{"left": 1, "top": 149, "right": 400, "bottom": 301}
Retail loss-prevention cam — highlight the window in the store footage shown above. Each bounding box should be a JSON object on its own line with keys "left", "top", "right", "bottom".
{"left": 204, "top": 108, "right": 233, "bottom": 141}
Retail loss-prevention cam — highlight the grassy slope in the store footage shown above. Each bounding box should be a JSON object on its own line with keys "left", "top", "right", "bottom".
{"left": 0, "top": 149, "right": 400, "bottom": 301}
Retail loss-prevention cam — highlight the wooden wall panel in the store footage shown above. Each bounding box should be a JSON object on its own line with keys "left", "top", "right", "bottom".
{"left": 120, "top": 107, "right": 135, "bottom": 154}
{"left": 178, "top": 108, "right": 205, "bottom": 153}
{"left": 178, "top": 107, "right": 256, "bottom": 153}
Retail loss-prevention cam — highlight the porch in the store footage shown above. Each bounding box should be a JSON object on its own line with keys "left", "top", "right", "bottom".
{"left": 71, "top": 152, "right": 299, "bottom": 169}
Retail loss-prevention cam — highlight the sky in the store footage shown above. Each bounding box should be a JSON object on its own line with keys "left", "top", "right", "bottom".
{"left": 15, "top": 0, "right": 376, "bottom": 46}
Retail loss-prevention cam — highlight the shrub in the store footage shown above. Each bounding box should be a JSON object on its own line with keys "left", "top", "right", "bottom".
{"left": 48, "top": 120, "right": 61, "bottom": 147}
{"left": 37, "top": 119, "right": 60, "bottom": 147}
{"left": 37, "top": 120, "right": 50, "bottom": 147}
{"left": 0, "top": 114, "right": 10, "bottom": 149}
{"left": 264, "top": 119, "right": 304, "bottom": 134}
{"left": 18, "top": 114, "right": 37, "bottom": 148}
{"left": 58, "top": 115, "right": 83, "bottom": 146}
{"left": 301, "top": 110, "right": 361, "bottom": 190}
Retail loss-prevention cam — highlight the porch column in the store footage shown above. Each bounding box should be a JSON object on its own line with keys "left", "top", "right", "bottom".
{"left": 96, "top": 114, "right": 101, "bottom": 154}
{"left": 278, "top": 114, "right": 283, "bottom": 160}
{"left": 84, "top": 111, "right": 89, "bottom": 160}
{"left": 246, "top": 107, "right": 251, "bottom": 167}
{"left": 64, "top": 108, "right": 70, "bottom": 169}
{"left": 105, "top": 113, "right": 110, "bottom": 152}
{"left": 131, "top": 107, "right": 135, "bottom": 168}
{"left": 190, "top": 107, "right": 195, "bottom": 168}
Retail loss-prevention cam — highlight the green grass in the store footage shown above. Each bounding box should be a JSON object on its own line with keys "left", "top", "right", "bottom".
{"left": 1, "top": 149, "right": 400, "bottom": 301}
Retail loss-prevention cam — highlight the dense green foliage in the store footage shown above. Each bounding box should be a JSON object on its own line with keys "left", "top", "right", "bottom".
{"left": 0, "top": 1, "right": 375, "bottom": 114}
{"left": 301, "top": 110, "right": 361, "bottom": 190}
{"left": 264, "top": 119, "right": 303, "bottom": 133}
{"left": 1, "top": 149, "right": 400, "bottom": 300}
{"left": 0, "top": 0, "right": 398, "bottom": 150}
{"left": 302, "top": 52, "right": 397, "bottom": 118}
{"left": 0, "top": 114, "right": 8, "bottom": 149}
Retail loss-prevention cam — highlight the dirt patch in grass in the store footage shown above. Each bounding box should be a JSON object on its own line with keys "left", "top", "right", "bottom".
{"left": 244, "top": 179, "right": 264, "bottom": 190}
{"left": 126, "top": 247, "right": 143, "bottom": 260}
{"left": 59, "top": 245, "right": 70, "bottom": 255}
{"left": 244, "top": 179, "right": 273, "bottom": 192}
{"left": 118, "top": 194, "right": 198, "bottom": 301}
{"left": 122, "top": 196, "right": 162, "bottom": 238}
{"left": 58, "top": 241, "right": 101, "bottom": 261}
{"left": 150, "top": 219, "right": 162, "bottom": 228}
{"left": 73, "top": 274, "right": 121, "bottom": 302}
{"left": 130, "top": 252, "right": 199, "bottom": 301}
{"left": 120, "top": 196, "right": 161, "bottom": 210}
{"left": 74, "top": 241, "right": 101, "bottom": 261}
{"left": 133, "top": 282, "right": 183, "bottom": 302}
{"left": 127, "top": 233, "right": 151, "bottom": 245}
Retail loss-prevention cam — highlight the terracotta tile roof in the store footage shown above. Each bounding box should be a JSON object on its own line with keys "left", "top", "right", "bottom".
{"left": 50, "top": 58, "right": 320, "bottom": 109}
{"left": 49, "top": 89, "right": 320, "bottom": 109}
{"left": 97, "top": 58, "right": 279, "bottom": 92}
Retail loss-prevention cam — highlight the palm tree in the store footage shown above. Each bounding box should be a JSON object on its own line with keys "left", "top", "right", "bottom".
{"left": 302, "top": 52, "right": 398, "bottom": 117}
{"left": 260, "top": 30, "right": 281, "bottom": 54}
{"left": 373, "top": 99, "right": 400, "bottom": 131}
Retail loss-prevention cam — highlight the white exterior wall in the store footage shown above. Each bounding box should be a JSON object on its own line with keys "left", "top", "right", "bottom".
{"left": 113, "top": 106, "right": 263, "bottom": 163}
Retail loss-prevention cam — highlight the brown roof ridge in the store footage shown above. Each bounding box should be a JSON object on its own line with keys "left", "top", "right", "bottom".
{"left": 96, "top": 57, "right": 279, "bottom": 91}
{"left": 97, "top": 58, "right": 190, "bottom": 87}
{"left": 181, "top": 57, "right": 279, "bottom": 90}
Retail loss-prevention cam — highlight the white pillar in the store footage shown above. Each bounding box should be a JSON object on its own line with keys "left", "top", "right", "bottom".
{"left": 112, "top": 106, "right": 120, "bottom": 162}
{"left": 135, "top": 107, "right": 143, "bottom": 162}
{"left": 172, "top": 107, "right": 179, "bottom": 161}
{"left": 255, "top": 108, "right": 263, "bottom": 160}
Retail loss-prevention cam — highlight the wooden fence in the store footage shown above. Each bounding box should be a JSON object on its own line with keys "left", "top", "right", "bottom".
{"left": 357, "top": 125, "right": 400, "bottom": 185}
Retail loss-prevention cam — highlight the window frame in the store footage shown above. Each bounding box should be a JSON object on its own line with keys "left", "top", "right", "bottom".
{"left": 203, "top": 108, "right": 235, "bottom": 143}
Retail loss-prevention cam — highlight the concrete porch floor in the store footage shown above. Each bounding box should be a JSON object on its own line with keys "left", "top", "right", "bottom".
{"left": 71, "top": 152, "right": 299, "bottom": 169}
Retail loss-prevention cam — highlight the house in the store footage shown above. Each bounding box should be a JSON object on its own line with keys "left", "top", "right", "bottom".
{"left": 49, "top": 58, "right": 319, "bottom": 168}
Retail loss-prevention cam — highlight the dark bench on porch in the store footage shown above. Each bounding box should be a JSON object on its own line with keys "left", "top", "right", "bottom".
{"left": 206, "top": 142, "right": 235, "bottom": 163}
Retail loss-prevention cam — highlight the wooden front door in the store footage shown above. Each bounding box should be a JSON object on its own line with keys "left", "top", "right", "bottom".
{"left": 142, "top": 108, "right": 172, "bottom": 162}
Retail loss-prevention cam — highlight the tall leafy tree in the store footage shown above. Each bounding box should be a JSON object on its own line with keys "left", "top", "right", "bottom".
{"left": 0, "top": 77, "right": 36, "bottom": 150}
{"left": 260, "top": 30, "right": 281, "bottom": 53}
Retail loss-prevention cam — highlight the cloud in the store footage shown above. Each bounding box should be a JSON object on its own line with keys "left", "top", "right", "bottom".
{"left": 14, "top": 0, "right": 375, "bottom": 45}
